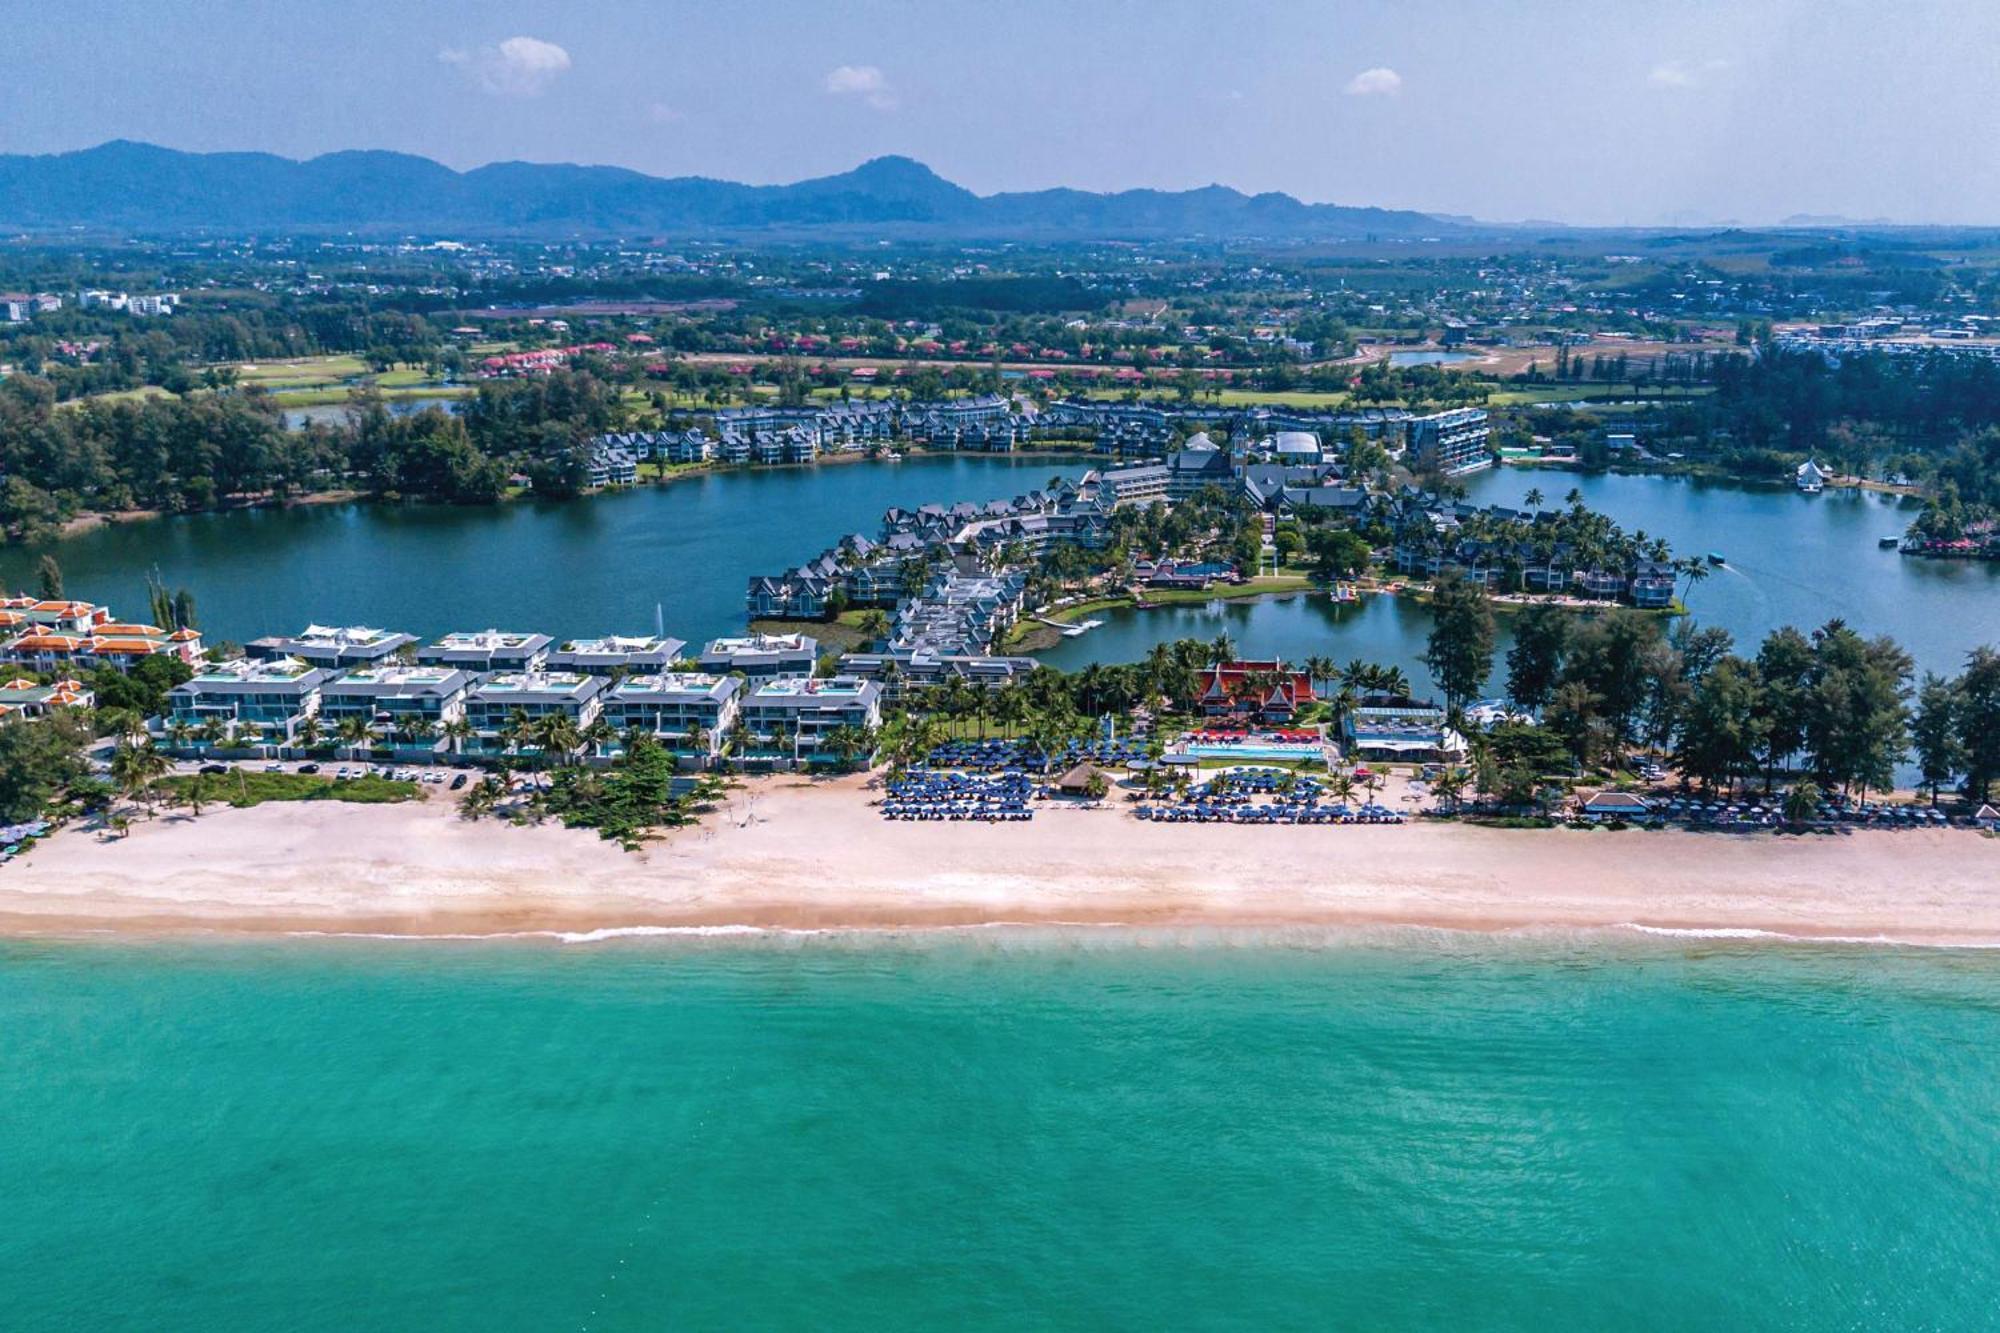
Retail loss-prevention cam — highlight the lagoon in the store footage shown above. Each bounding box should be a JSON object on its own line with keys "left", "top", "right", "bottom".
{"left": 4, "top": 461, "right": 1994, "bottom": 691}
{"left": 0, "top": 456, "right": 1086, "bottom": 649}
{"left": 1040, "top": 470, "right": 1999, "bottom": 690}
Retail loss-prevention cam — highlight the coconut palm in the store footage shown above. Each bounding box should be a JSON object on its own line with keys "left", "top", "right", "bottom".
{"left": 335, "top": 715, "right": 371, "bottom": 758}
{"left": 443, "top": 716, "right": 474, "bottom": 757}
{"left": 296, "top": 713, "right": 324, "bottom": 751}
{"left": 110, "top": 740, "right": 171, "bottom": 818}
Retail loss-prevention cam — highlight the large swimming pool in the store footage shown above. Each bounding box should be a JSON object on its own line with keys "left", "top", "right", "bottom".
{"left": 1182, "top": 743, "right": 1327, "bottom": 761}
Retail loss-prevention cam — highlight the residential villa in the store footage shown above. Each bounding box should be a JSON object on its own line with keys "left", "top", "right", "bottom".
{"left": 1, "top": 620, "right": 203, "bottom": 674}
{"left": 0, "top": 677, "right": 93, "bottom": 722}
{"left": 737, "top": 675, "right": 882, "bottom": 769}
{"left": 838, "top": 650, "right": 1040, "bottom": 697}
{"left": 317, "top": 664, "right": 472, "bottom": 756}
{"left": 248, "top": 625, "right": 418, "bottom": 669}
{"left": 545, "top": 634, "right": 689, "bottom": 675}
{"left": 461, "top": 671, "right": 605, "bottom": 757}
{"left": 416, "top": 629, "right": 554, "bottom": 673}
{"left": 0, "top": 596, "right": 112, "bottom": 636}
{"left": 699, "top": 634, "right": 819, "bottom": 680}
{"left": 162, "top": 657, "right": 330, "bottom": 752}
{"left": 599, "top": 672, "right": 741, "bottom": 768}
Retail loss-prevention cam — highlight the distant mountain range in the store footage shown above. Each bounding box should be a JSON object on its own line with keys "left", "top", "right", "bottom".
{"left": 0, "top": 140, "right": 1457, "bottom": 239}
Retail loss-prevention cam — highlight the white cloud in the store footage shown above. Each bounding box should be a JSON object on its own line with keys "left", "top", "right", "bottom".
{"left": 824, "top": 64, "right": 898, "bottom": 111}
{"left": 439, "top": 36, "right": 572, "bottom": 97}
{"left": 1649, "top": 58, "right": 1728, "bottom": 90}
{"left": 1344, "top": 67, "right": 1402, "bottom": 97}
{"left": 647, "top": 102, "right": 685, "bottom": 125}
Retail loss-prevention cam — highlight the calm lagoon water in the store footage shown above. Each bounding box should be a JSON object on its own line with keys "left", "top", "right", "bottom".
{"left": 4, "top": 460, "right": 1993, "bottom": 688}
{"left": 1388, "top": 349, "right": 1478, "bottom": 366}
{"left": 0, "top": 455, "right": 1086, "bottom": 648}
{"left": 1041, "top": 470, "right": 1999, "bottom": 689}
{"left": 4, "top": 934, "right": 1999, "bottom": 1331}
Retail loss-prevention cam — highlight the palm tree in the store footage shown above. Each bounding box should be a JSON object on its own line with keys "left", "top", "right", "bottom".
{"left": 1523, "top": 487, "right": 1544, "bottom": 512}
{"left": 683, "top": 721, "right": 711, "bottom": 766}
{"left": 1208, "top": 631, "right": 1237, "bottom": 666}
{"left": 535, "top": 715, "right": 584, "bottom": 769}
{"left": 582, "top": 716, "right": 616, "bottom": 759}
{"left": 1303, "top": 655, "right": 1337, "bottom": 699}
{"left": 296, "top": 713, "right": 324, "bottom": 752}
{"left": 442, "top": 716, "right": 474, "bottom": 757}
{"left": 822, "top": 723, "right": 867, "bottom": 771}
{"left": 1431, "top": 768, "right": 1468, "bottom": 813}
{"left": 335, "top": 715, "right": 371, "bottom": 758}
{"left": 165, "top": 718, "right": 196, "bottom": 754}
{"left": 110, "top": 740, "right": 171, "bottom": 819}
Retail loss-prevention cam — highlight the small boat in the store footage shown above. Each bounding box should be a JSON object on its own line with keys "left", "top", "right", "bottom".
{"left": 1059, "top": 619, "right": 1103, "bottom": 638}
{"left": 880, "top": 451, "right": 903, "bottom": 462}
{"left": 1879, "top": 536, "right": 1900, "bottom": 548}
{"left": 1707, "top": 552, "right": 1726, "bottom": 566}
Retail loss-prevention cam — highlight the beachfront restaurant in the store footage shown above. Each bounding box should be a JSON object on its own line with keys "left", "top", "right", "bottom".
{"left": 1577, "top": 789, "right": 1657, "bottom": 823}
{"left": 1341, "top": 703, "right": 1466, "bottom": 764}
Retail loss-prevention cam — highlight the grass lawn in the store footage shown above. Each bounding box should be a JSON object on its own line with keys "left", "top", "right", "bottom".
{"left": 1486, "top": 384, "right": 1716, "bottom": 407}
{"left": 268, "top": 384, "right": 472, "bottom": 408}
{"left": 156, "top": 771, "right": 420, "bottom": 808}
{"left": 57, "top": 385, "right": 178, "bottom": 409}
{"left": 747, "top": 609, "right": 886, "bottom": 655}
{"left": 230, "top": 354, "right": 369, "bottom": 389}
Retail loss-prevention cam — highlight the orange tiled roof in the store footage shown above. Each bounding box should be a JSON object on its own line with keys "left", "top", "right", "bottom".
{"left": 9, "top": 633, "right": 87, "bottom": 651}
{"left": 96, "top": 623, "right": 166, "bottom": 636}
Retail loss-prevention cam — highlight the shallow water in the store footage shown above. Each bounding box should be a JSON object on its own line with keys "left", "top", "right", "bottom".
{"left": 4, "top": 932, "right": 1998, "bottom": 1330}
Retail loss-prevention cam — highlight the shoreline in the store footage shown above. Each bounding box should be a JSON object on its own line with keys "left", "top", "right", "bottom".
{"left": 4, "top": 777, "right": 1994, "bottom": 948}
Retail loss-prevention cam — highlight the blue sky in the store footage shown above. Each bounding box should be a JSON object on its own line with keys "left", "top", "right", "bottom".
{"left": 5, "top": 0, "right": 1995, "bottom": 225}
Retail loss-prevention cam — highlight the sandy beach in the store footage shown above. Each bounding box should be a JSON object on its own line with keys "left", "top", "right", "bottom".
{"left": 2, "top": 776, "right": 1995, "bottom": 945}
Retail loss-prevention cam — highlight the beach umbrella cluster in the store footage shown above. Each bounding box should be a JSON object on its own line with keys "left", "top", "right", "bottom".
{"left": 881, "top": 770, "right": 1035, "bottom": 822}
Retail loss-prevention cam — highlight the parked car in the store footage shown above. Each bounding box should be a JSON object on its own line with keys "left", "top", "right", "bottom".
{"left": 450, "top": 773, "right": 468, "bottom": 790}
{"left": 264, "top": 762, "right": 282, "bottom": 773}
{"left": 298, "top": 763, "right": 321, "bottom": 775}
{"left": 199, "top": 763, "right": 229, "bottom": 775}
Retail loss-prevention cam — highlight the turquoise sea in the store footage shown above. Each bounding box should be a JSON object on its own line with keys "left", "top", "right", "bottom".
{"left": 5, "top": 933, "right": 1999, "bottom": 1331}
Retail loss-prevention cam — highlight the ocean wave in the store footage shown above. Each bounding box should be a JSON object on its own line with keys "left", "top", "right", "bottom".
{"left": 268, "top": 919, "right": 2000, "bottom": 952}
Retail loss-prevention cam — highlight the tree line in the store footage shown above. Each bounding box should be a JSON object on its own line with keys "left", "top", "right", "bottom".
{"left": 0, "top": 370, "right": 625, "bottom": 541}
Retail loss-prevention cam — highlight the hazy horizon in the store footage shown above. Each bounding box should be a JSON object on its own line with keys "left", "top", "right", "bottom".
{"left": 4, "top": 0, "right": 1995, "bottom": 228}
